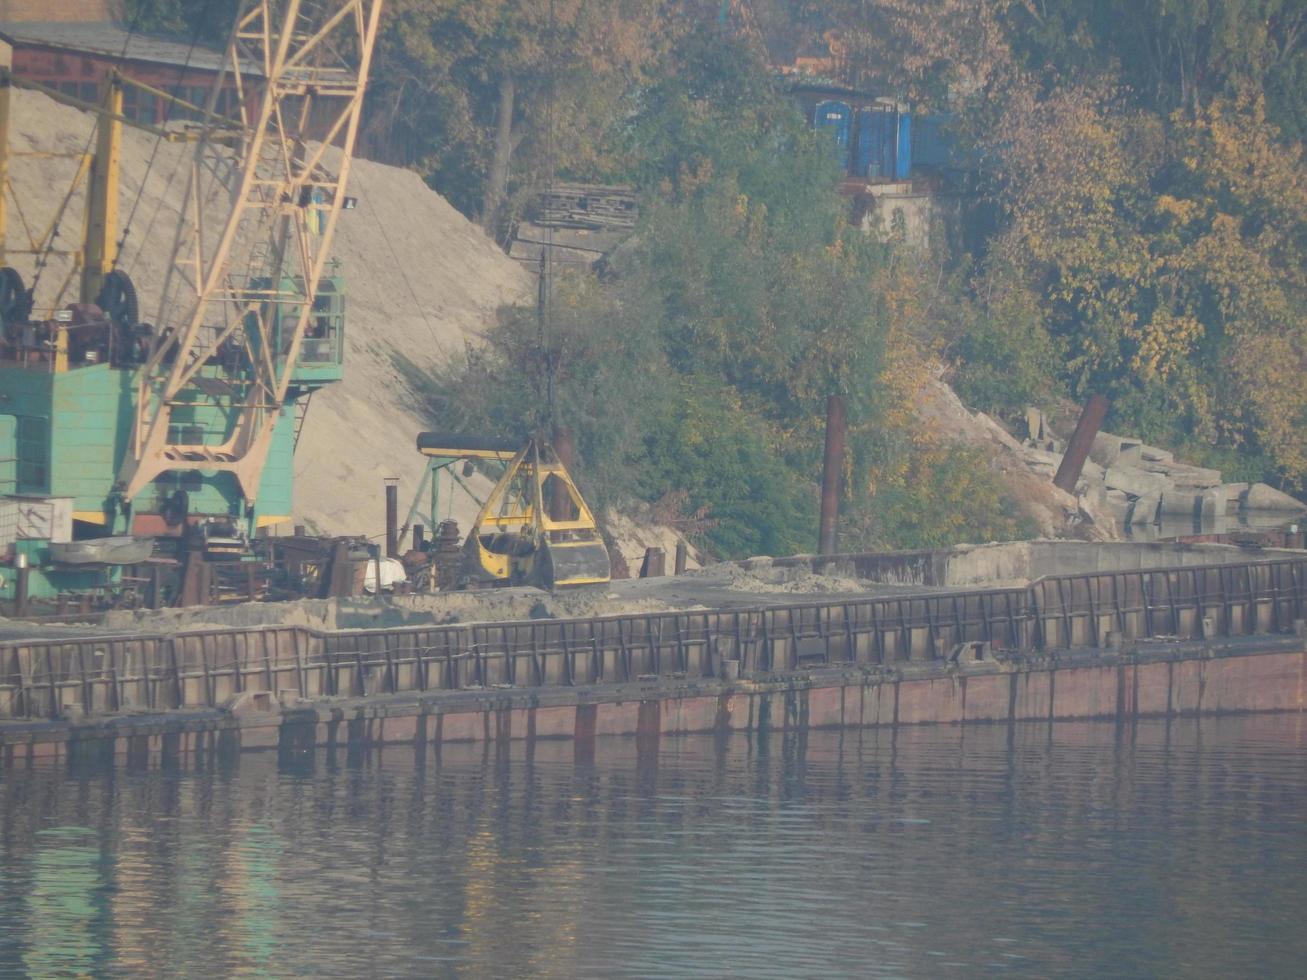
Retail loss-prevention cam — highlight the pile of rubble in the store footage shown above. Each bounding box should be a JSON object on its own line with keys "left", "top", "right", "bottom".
{"left": 1021, "top": 409, "right": 1307, "bottom": 534}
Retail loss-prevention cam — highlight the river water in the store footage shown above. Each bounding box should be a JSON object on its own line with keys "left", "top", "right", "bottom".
{"left": 1, "top": 716, "right": 1304, "bottom": 978}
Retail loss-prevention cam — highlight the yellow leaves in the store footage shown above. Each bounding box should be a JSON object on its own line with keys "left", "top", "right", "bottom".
{"left": 1227, "top": 327, "right": 1307, "bottom": 481}
{"left": 1128, "top": 311, "right": 1203, "bottom": 381}
{"left": 1155, "top": 195, "right": 1198, "bottom": 225}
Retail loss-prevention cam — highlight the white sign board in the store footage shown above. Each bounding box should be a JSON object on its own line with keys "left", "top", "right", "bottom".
{"left": 14, "top": 497, "right": 73, "bottom": 544}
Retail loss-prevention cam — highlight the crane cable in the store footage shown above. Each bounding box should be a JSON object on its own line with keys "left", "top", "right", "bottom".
{"left": 25, "top": 3, "right": 156, "bottom": 302}
{"left": 115, "top": 0, "right": 222, "bottom": 273}
{"left": 537, "top": 0, "right": 559, "bottom": 439}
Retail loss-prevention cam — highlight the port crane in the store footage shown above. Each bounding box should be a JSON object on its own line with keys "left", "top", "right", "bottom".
{"left": 0, "top": 0, "right": 383, "bottom": 607}
{"left": 120, "top": 0, "right": 384, "bottom": 510}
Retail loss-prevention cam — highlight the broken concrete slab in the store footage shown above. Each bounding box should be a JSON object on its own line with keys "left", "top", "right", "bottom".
{"left": 1118, "top": 444, "right": 1175, "bottom": 468}
{"left": 1199, "top": 486, "right": 1228, "bottom": 522}
{"left": 1105, "top": 464, "right": 1171, "bottom": 497}
{"left": 1221, "top": 483, "right": 1249, "bottom": 514}
{"left": 1089, "top": 432, "right": 1140, "bottom": 468}
{"left": 1128, "top": 493, "right": 1160, "bottom": 525}
{"left": 1243, "top": 483, "right": 1307, "bottom": 512}
{"left": 1164, "top": 464, "right": 1223, "bottom": 490}
{"left": 1104, "top": 488, "right": 1131, "bottom": 513}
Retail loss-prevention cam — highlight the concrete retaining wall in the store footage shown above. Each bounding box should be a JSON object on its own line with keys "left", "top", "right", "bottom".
{"left": 786, "top": 540, "right": 1295, "bottom": 588}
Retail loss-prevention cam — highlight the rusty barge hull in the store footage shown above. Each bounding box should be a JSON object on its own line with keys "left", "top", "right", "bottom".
{"left": 3, "top": 554, "right": 1307, "bottom": 766}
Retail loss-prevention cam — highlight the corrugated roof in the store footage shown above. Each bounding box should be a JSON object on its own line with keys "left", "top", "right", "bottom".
{"left": 0, "top": 21, "right": 260, "bottom": 76}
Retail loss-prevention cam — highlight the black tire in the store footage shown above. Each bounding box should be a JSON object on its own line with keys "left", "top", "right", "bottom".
{"left": 0, "top": 266, "right": 32, "bottom": 325}
{"left": 162, "top": 489, "right": 189, "bottom": 528}
{"left": 95, "top": 270, "right": 140, "bottom": 330}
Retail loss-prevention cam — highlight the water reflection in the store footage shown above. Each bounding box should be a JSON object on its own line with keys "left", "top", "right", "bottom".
{"left": 1, "top": 716, "right": 1304, "bottom": 977}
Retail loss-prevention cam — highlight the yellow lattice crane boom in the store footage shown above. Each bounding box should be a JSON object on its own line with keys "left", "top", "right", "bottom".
{"left": 118, "top": 0, "right": 384, "bottom": 510}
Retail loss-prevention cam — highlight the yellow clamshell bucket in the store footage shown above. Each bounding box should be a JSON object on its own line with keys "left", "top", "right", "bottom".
{"left": 460, "top": 439, "right": 611, "bottom": 590}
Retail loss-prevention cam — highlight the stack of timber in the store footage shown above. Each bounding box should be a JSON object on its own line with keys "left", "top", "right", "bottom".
{"left": 510, "top": 183, "right": 638, "bottom": 268}
{"left": 532, "top": 183, "right": 638, "bottom": 230}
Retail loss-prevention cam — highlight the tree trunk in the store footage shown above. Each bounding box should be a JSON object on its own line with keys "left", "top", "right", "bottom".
{"left": 482, "top": 74, "right": 516, "bottom": 237}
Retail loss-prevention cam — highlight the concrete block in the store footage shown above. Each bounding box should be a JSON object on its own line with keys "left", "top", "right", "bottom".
{"left": 1079, "top": 458, "right": 1105, "bottom": 485}
{"left": 1159, "top": 492, "right": 1200, "bottom": 517}
{"left": 1199, "top": 486, "right": 1227, "bottom": 522}
{"left": 1089, "top": 431, "right": 1128, "bottom": 467}
{"left": 1243, "top": 483, "right": 1307, "bottom": 512}
{"left": 1163, "top": 464, "right": 1223, "bottom": 489}
{"left": 1104, "top": 489, "right": 1131, "bottom": 517}
{"left": 1025, "top": 406, "right": 1046, "bottom": 441}
{"left": 1105, "top": 464, "right": 1170, "bottom": 497}
{"left": 1221, "top": 483, "right": 1249, "bottom": 514}
{"left": 1114, "top": 443, "right": 1153, "bottom": 467}
{"left": 1128, "top": 493, "right": 1160, "bottom": 525}
{"left": 1124, "top": 444, "right": 1174, "bottom": 465}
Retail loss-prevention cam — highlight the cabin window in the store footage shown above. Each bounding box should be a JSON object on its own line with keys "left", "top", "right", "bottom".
{"left": 15, "top": 416, "right": 49, "bottom": 494}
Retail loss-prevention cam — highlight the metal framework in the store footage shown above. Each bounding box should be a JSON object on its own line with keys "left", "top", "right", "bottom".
{"left": 118, "top": 0, "right": 384, "bottom": 507}
{"left": 4, "top": 555, "right": 1306, "bottom": 719}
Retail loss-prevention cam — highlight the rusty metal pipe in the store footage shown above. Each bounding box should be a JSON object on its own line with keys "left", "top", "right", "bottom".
{"left": 385, "top": 479, "right": 399, "bottom": 558}
{"left": 1053, "top": 394, "right": 1109, "bottom": 494}
{"left": 819, "top": 394, "right": 846, "bottom": 555}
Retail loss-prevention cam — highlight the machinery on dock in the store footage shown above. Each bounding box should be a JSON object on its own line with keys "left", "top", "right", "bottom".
{"left": 412, "top": 433, "right": 611, "bottom": 591}
{"left": 0, "top": 0, "right": 383, "bottom": 612}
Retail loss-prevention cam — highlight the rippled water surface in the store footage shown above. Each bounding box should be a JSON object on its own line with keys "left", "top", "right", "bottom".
{"left": 2, "top": 716, "right": 1305, "bottom": 978}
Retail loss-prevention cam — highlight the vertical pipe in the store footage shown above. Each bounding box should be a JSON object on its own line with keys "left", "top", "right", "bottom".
{"left": 1053, "top": 394, "right": 1109, "bottom": 494}
{"left": 413, "top": 524, "right": 425, "bottom": 550}
{"left": 384, "top": 478, "right": 399, "bottom": 558}
{"left": 0, "top": 42, "right": 12, "bottom": 265}
{"left": 819, "top": 394, "right": 846, "bottom": 556}
{"left": 14, "top": 555, "right": 28, "bottom": 618}
{"left": 674, "top": 540, "right": 688, "bottom": 576}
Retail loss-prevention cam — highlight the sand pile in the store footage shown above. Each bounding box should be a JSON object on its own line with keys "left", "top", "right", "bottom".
{"left": 3, "top": 88, "right": 530, "bottom": 539}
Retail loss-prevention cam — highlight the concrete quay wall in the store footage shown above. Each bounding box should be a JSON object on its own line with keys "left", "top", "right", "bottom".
{"left": 3, "top": 638, "right": 1304, "bottom": 768}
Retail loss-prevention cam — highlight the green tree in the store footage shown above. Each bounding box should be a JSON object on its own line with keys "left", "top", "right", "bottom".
{"left": 367, "top": 0, "right": 668, "bottom": 232}
{"left": 429, "top": 31, "right": 894, "bottom": 555}
{"left": 122, "top": 0, "right": 239, "bottom": 41}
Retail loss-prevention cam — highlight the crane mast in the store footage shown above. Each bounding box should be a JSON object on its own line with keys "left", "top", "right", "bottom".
{"left": 118, "top": 0, "right": 384, "bottom": 512}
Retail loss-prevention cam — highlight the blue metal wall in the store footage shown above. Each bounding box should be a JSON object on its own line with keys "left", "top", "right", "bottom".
{"left": 814, "top": 100, "right": 852, "bottom": 167}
